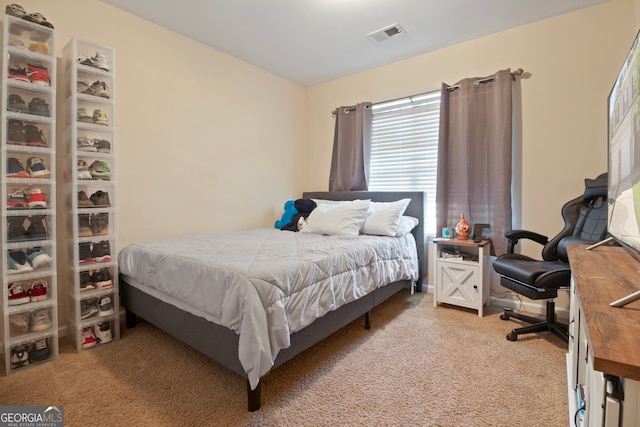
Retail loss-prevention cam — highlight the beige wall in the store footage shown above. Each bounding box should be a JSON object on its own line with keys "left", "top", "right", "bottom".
{"left": 24, "top": 0, "right": 308, "bottom": 250}
{"left": 306, "top": 0, "right": 635, "bottom": 259}
{"left": 30, "top": 0, "right": 635, "bottom": 252}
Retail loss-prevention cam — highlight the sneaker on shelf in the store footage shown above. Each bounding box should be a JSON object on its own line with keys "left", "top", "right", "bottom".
{"left": 79, "top": 242, "right": 94, "bottom": 264}
{"left": 8, "top": 282, "right": 30, "bottom": 305}
{"left": 90, "top": 213, "right": 109, "bottom": 236}
{"left": 77, "top": 108, "right": 93, "bottom": 123}
{"left": 91, "top": 240, "right": 111, "bottom": 262}
{"left": 26, "top": 188, "right": 46, "bottom": 208}
{"left": 10, "top": 345, "right": 30, "bottom": 368}
{"left": 94, "top": 139, "right": 111, "bottom": 153}
{"left": 26, "top": 247, "right": 51, "bottom": 268}
{"left": 82, "top": 327, "right": 98, "bottom": 349}
{"left": 97, "top": 296, "right": 115, "bottom": 317}
{"left": 26, "top": 63, "right": 49, "bottom": 86}
{"left": 77, "top": 159, "right": 93, "bottom": 180}
{"left": 26, "top": 157, "right": 50, "bottom": 177}
{"left": 94, "top": 321, "right": 113, "bottom": 343}
{"left": 6, "top": 252, "right": 17, "bottom": 273}
{"left": 23, "top": 12, "right": 54, "bottom": 29}
{"left": 6, "top": 157, "right": 29, "bottom": 178}
{"left": 92, "top": 109, "right": 109, "bottom": 126}
{"left": 8, "top": 250, "right": 33, "bottom": 274}
{"left": 9, "top": 312, "right": 30, "bottom": 334}
{"left": 8, "top": 64, "right": 30, "bottom": 83}
{"left": 28, "top": 42, "right": 49, "bottom": 55}
{"left": 28, "top": 97, "right": 50, "bottom": 116}
{"left": 28, "top": 280, "right": 47, "bottom": 302}
{"left": 90, "top": 81, "right": 110, "bottom": 98}
{"left": 9, "top": 37, "right": 27, "bottom": 50}
{"left": 78, "top": 214, "right": 93, "bottom": 237}
{"left": 29, "top": 338, "right": 51, "bottom": 362}
{"left": 7, "top": 94, "right": 28, "bottom": 113}
{"left": 80, "top": 52, "right": 110, "bottom": 71}
{"left": 79, "top": 271, "right": 95, "bottom": 291}
{"left": 77, "top": 80, "right": 93, "bottom": 95}
{"left": 25, "top": 216, "right": 47, "bottom": 241}
{"left": 5, "top": 4, "right": 27, "bottom": 18}
{"left": 89, "top": 160, "right": 111, "bottom": 180}
{"left": 7, "top": 189, "right": 28, "bottom": 209}
{"left": 91, "top": 268, "right": 112, "bottom": 289}
{"left": 77, "top": 137, "right": 97, "bottom": 152}
{"left": 81, "top": 299, "right": 98, "bottom": 320}
{"left": 24, "top": 124, "right": 48, "bottom": 147}
{"left": 7, "top": 119, "right": 26, "bottom": 145}
{"left": 78, "top": 191, "right": 95, "bottom": 208}
{"left": 90, "top": 190, "right": 111, "bottom": 207}
{"left": 30, "top": 309, "right": 52, "bottom": 332}
{"left": 7, "top": 216, "right": 28, "bottom": 242}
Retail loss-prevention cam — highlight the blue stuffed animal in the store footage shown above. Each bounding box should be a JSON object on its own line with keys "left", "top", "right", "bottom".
{"left": 275, "top": 199, "right": 298, "bottom": 229}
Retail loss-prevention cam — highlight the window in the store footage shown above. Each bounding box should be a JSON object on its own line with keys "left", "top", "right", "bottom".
{"left": 369, "top": 91, "right": 440, "bottom": 235}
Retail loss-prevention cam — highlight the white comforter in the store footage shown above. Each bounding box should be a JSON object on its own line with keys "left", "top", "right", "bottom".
{"left": 118, "top": 228, "right": 418, "bottom": 389}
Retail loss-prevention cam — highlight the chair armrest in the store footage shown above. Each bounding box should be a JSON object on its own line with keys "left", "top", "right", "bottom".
{"left": 505, "top": 229, "right": 549, "bottom": 253}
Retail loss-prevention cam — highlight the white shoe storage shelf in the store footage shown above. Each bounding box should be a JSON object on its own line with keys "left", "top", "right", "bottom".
{"left": 1, "top": 15, "right": 58, "bottom": 374}
{"left": 59, "top": 37, "right": 119, "bottom": 352}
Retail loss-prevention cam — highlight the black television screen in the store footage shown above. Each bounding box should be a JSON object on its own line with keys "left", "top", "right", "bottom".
{"left": 606, "top": 29, "right": 640, "bottom": 308}
{"left": 608, "top": 30, "right": 640, "bottom": 258}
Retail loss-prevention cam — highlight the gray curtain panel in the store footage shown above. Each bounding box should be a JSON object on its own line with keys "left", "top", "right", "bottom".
{"left": 329, "top": 102, "right": 372, "bottom": 191}
{"left": 436, "top": 69, "right": 513, "bottom": 255}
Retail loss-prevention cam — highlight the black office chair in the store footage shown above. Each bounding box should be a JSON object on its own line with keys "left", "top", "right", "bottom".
{"left": 492, "top": 173, "right": 608, "bottom": 343}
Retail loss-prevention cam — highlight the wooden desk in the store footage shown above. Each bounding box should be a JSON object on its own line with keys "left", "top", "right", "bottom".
{"left": 567, "top": 244, "right": 640, "bottom": 426}
{"left": 568, "top": 244, "right": 640, "bottom": 380}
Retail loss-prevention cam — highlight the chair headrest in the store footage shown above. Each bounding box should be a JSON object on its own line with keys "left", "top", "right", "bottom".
{"left": 583, "top": 172, "right": 607, "bottom": 200}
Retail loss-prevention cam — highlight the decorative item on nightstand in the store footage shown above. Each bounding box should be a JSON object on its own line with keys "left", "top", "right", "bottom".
{"left": 455, "top": 212, "right": 471, "bottom": 240}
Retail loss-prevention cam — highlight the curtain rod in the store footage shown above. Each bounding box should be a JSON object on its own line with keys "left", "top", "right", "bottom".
{"left": 446, "top": 68, "right": 524, "bottom": 91}
{"left": 332, "top": 68, "right": 525, "bottom": 114}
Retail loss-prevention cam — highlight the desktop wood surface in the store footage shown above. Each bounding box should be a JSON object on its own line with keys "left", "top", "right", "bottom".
{"left": 568, "top": 244, "right": 640, "bottom": 381}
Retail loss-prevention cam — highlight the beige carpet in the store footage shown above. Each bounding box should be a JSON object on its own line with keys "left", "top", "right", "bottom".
{"left": 1, "top": 290, "right": 568, "bottom": 426}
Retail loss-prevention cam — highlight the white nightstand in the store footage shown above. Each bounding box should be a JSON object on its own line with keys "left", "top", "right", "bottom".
{"left": 432, "top": 238, "right": 491, "bottom": 317}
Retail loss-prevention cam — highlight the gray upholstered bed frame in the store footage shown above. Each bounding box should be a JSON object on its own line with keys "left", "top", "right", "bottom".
{"left": 119, "top": 191, "right": 426, "bottom": 411}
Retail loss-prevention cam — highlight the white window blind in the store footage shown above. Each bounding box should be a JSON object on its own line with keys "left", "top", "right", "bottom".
{"left": 369, "top": 91, "right": 440, "bottom": 235}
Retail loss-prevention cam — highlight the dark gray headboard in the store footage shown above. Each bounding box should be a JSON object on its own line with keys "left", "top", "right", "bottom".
{"left": 302, "top": 191, "right": 427, "bottom": 282}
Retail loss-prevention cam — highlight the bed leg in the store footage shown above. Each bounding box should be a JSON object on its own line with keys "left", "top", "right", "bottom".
{"left": 125, "top": 310, "right": 137, "bottom": 328}
{"left": 364, "top": 311, "right": 371, "bottom": 330}
{"left": 247, "top": 380, "right": 261, "bottom": 411}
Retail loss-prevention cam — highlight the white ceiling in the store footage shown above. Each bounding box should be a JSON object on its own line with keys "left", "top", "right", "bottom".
{"left": 100, "top": 0, "right": 609, "bottom": 86}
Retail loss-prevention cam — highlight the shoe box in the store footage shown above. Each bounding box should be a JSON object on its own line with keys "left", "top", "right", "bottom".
{"left": 6, "top": 213, "right": 53, "bottom": 243}
{"left": 6, "top": 182, "right": 53, "bottom": 210}
{"left": 8, "top": 305, "right": 55, "bottom": 338}
{"left": 5, "top": 150, "right": 54, "bottom": 180}
{"left": 6, "top": 117, "right": 53, "bottom": 148}
{"left": 10, "top": 336, "right": 55, "bottom": 370}
{"left": 68, "top": 98, "right": 113, "bottom": 129}
{"left": 68, "top": 69, "right": 112, "bottom": 100}
{"left": 6, "top": 85, "right": 53, "bottom": 118}
{"left": 7, "top": 50, "right": 54, "bottom": 88}
{"left": 6, "top": 15, "right": 55, "bottom": 60}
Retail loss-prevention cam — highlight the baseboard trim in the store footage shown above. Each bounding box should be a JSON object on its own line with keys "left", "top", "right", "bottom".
{"left": 421, "top": 283, "right": 569, "bottom": 322}
{"left": 489, "top": 295, "right": 570, "bottom": 321}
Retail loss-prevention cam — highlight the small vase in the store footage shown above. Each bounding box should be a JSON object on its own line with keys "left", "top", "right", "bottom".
{"left": 455, "top": 212, "right": 471, "bottom": 240}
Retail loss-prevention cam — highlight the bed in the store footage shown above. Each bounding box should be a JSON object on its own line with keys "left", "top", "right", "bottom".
{"left": 118, "top": 191, "right": 427, "bottom": 411}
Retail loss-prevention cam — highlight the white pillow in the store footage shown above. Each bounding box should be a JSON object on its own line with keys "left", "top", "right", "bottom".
{"left": 361, "top": 198, "right": 411, "bottom": 236}
{"left": 395, "top": 216, "right": 419, "bottom": 237}
{"left": 300, "top": 199, "right": 371, "bottom": 236}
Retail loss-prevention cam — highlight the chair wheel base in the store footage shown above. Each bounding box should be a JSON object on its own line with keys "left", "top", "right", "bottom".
{"left": 506, "top": 331, "right": 518, "bottom": 341}
{"left": 500, "top": 313, "right": 510, "bottom": 321}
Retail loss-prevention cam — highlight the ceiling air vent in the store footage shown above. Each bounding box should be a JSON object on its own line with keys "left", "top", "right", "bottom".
{"left": 367, "top": 23, "right": 405, "bottom": 43}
